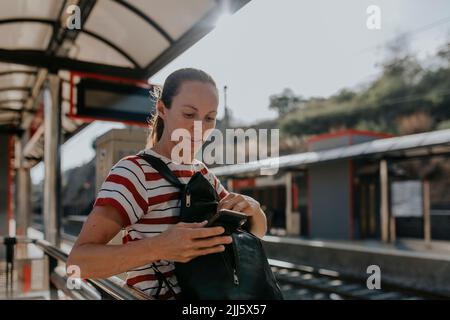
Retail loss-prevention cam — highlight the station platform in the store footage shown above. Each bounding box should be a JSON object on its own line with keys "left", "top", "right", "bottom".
{"left": 262, "top": 235, "right": 450, "bottom": 297}
{"left": 0, "top": 229, "right": 75, "bottom": 300}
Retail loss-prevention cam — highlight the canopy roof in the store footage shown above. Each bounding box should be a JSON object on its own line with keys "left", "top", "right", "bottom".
{"left": 0, "top": 0, "right": 250, "bottom": 162}
{"left": 211, "top": 129, "right": 450, "bottom": 177}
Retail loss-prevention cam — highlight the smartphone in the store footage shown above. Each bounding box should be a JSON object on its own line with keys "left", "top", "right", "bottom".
{"left": 205, "top": 209, "right": 248, "bottom": 234}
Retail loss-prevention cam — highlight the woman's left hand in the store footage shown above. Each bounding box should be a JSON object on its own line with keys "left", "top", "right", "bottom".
{"left": 217, "top": 192, "right": 260, "bottom": 217}
{"left": 217, "top": 193, "right": 267, "bottom": 238}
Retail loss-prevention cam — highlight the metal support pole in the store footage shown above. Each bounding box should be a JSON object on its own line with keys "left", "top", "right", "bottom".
{"left": 14, "top": 134, "right": 31, "bottom": 239}
{"left": 4, "top": 237, "right": 16, "bottom": 297}
{"left": 423, "top": 179, "right": 431, "bottom": 248}
{"left": 43, "top": 75, "right": 61, "bottom": 247}
{"left": 390, "top": 211, "right": 396, "bottom": 243}
{"left": 380, "top": 159, "right": 390, "bottom": 243}
{"left": 285, "top": 171, "right": 295, "bottom": 235}
{"left": 48, "top": 254, "right": 59, "bottom": 300}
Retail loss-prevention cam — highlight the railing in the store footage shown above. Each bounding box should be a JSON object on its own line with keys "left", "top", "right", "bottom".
{"left": 1, "top": 236, "right": 152, "bottom": 300}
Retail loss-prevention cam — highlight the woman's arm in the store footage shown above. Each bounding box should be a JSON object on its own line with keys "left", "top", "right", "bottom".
{"left": 67, "top": 205, "right": 232, "bottom": 279}
{"left": 67, "top": 205, "right": 157, "bottom": 278}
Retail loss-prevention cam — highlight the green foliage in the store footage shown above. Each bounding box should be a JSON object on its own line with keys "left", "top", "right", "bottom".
{"left": 277, "top": 42, "right": 450, "bottom": 137}
{"left": 268, "top": 88, "right": 305, "bottom": 117}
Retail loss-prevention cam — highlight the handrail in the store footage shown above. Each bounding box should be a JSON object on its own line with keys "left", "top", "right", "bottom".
{"left": 1, "top": 236, "right": 152, "bottom": 300}
{"left": 86, "top": 277, "right": 152, "bottom": 300}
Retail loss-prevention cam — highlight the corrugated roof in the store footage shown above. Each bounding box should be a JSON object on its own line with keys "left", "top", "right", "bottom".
{"left": 211, "top": 129, "right": 450, "bottom": 177}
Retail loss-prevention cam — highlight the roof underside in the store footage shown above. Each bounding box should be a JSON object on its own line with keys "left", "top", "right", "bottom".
{"left": 0, "top": 0, "right": 250, "bottom": 163}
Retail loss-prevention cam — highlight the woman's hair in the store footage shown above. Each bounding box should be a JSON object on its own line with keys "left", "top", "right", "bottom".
{"left": 146, "top": 68, "right": 217, "bottom": 148}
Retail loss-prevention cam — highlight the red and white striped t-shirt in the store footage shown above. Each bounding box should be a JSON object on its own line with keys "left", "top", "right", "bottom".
{"left": 93, "top": 148, "right": 229, "bottom": 299}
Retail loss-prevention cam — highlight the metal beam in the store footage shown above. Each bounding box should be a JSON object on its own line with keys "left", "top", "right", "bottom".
{"left": 379, "top": 159, "right": 390, "bottom": 243}
{"left": 82, "top": 29, "right": 140, "bottom": 68}
{"left": 112, "top": 0, "right": 174, "bottom": 44}
{"left": 422, "top": 179, "right": 431, "bottom": 247}
{"left": 0, "top": 70, "right": 36, "bottom": 78}
{"left": 0, "top": 125, "right": 23, "bottom": 135}
{"left": 0, "top": 107, "right": 35, "bottom": 113}
{"left": 48, "top": 0, "right": 97, "bottom": 55}
{"left": 14, "top": 134, "right": 32, "bottom": 238}
{"left": 0, "top": 99, "right": 27, "bottom": 105}
{"left": 142, "top": 0, "right": 251, "bottom": 78}
{"left": 0, "top": 49, "right": 145, "bottom": 79}
{"left": 0, "top": 17, "right": 139, "bottom": 68}
{"left": 0, "top": 87, "right": 31, "bottom": 93}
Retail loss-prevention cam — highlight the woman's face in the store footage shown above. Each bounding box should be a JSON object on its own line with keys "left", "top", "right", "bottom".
{"left": 158, "top": 80, "right": 219, "bottom": 159}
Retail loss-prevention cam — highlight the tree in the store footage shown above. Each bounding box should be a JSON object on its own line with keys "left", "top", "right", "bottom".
{"left": 268, "top": 88, "right": 304, "bottom": 117}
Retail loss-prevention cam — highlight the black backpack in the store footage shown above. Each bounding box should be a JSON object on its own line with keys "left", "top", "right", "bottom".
{"left": 138, "top": 153, "right": 284, "bottom": 300}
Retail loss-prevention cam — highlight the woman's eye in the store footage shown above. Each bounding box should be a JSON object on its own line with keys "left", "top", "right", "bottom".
{"left": 206, "top": 117, "right": 216, "bottom": 122}
{"left": 184, "top": 113, "right": 195, "bottom": 118}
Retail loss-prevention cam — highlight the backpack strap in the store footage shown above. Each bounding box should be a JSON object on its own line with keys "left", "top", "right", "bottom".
{"left": 138, "top": 152, "right": 182, "bottom": 299}
{"left": 151, "top": 263, "right": 177, "bottom": 299}
{"left": 138, "top": 153, "right": 184, "bottom": 189}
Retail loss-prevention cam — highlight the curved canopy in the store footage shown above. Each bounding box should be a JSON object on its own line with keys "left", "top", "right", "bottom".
{"left": 0, "top": 0, "right": 250, "bottom": 162}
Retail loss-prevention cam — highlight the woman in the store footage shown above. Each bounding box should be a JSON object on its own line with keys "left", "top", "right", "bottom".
{"left": 67, "top": 68, "right": 268, "bottom": 300}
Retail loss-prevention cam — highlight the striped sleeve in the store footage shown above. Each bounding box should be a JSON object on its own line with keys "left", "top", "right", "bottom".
{"left": 93, "top": 157, "right": 149, "bottom": 227}
{"left": 199, "top": 163, "right": 229, "bottom": 200}
{"left": 215, "top": 175, "right": 229, "bottom": 200}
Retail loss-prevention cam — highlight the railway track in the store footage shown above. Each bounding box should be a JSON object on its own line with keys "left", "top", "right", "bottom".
{"left": 269, "top": 259, "right": 447, "bottom": 300}
{"left": 31, "top": 221, "right": 448, "bottom": 300}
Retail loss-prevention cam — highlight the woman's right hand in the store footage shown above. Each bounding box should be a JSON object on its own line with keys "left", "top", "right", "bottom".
{"left": 151, "top": 221, "right": 233, "bottom": 263}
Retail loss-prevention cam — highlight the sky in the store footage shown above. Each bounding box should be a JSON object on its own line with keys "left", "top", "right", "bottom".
{"left": 30, "top": 0, "right": 450, "bottom": 183}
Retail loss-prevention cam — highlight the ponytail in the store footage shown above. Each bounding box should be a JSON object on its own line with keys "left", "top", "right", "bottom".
{"left": 147, "top": 112, "right": 164, "bottom": 148}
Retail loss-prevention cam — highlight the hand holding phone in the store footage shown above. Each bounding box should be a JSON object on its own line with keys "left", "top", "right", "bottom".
{"left": 206, "top": 209, "right": 248, "bottom": 235}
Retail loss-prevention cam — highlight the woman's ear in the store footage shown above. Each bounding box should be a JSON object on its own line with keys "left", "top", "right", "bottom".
{"left": 156, "top": 100, "right": 166, "bottom": 120}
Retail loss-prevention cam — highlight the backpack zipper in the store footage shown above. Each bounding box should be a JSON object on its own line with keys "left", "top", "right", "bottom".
{"left": 231, "top": 235, "right": 240, "bottom": 286}
{"left": 220, "top": 250, "right": 240, "bottom": 286}
{"left": 186, "top": 185, "right": 191, "bottom": 208}
{"left": 185, "top": 188, "right": 191, "bottom": 207}
{"left": 233, "top": 268, "right": 239, "bottom": 285}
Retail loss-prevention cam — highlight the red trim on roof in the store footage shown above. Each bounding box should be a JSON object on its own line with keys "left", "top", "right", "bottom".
{"left": 66, "top": 114, "right": 148, "bottom": 127}
{"left": 307, "top": 129, "right": 394, "bottom": 144}
{"left": 71, "top": 71, "right": 149, "bottom": 87}
{"left": 232, "top": 178, "right": 256, "bottom": 190}
{"left": 68, "top": 71, "right": 152, "bottom": 126}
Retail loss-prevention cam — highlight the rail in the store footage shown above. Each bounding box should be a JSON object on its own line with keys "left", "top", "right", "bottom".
{"left": 1, "top": 235, "right": 152, "bottom": 300}
{"left": 269, "top": 258, "right": 448, "bottom": 300}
